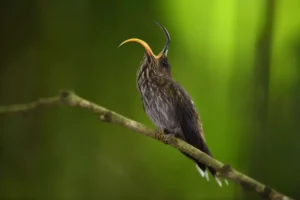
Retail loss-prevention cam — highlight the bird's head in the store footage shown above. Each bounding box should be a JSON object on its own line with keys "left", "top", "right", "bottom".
{"left": 119, "top": 22, "right": 171, "bottom": 76}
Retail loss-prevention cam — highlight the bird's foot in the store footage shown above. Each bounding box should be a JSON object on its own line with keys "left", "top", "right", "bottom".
{"left": 154, "top": 129, "right": 175, "bottom": 144}
{"left": 162, "top": 129, "right": 176, "bottom": 144}
{"left": 154, "top": 129, "right": 165, "bottom": 141}
{"left": 162, "top": 133, "right": 175, "bottom": 144}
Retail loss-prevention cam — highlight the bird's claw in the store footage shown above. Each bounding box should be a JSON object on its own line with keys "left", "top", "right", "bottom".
{"left": 162, "top": 133, "right": 175, "bottom": 144}
{"left": 154, "top": 129, "right": 174, "bottom": 144}
{"left": 154, "top": 129, "right": 165, "bottom": 141}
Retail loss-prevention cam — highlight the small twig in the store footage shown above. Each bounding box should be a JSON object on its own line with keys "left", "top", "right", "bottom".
{"left": 0, "top": 90, "right": 294, "bottom": 200}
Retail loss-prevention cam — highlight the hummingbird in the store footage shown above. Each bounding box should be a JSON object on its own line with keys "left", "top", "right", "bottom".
{"left": 119, "top": 22, "right": 225, "bottom": 186}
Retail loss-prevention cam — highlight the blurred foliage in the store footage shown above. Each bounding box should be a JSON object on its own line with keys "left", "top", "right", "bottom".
{"left": 0, "top": 0, "right": 299, "bottom": 199}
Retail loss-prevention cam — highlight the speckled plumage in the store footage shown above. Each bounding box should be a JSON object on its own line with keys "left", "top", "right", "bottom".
{"left": 137, "top": 54, "right": 216, "bottom": 177}
{"left": 120, "top": 22, "right": 225, "bottom": 186}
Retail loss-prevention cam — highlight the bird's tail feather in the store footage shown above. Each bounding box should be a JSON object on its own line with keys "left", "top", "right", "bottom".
{"left": 183, "top": 142, "right": 228, "bottom": 187}
{"left": 195, "top": 163, "right": 228, "bottom": 187}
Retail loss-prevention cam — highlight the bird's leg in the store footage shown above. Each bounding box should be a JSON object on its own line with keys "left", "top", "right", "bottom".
{"left": 154, "top": 129, "right": 165, "bottom": 141}
{"left": 154, "top": 129, "right": 175, "bottom": 144}
{"left": 162, "top": 129, "right": 175, "bottom": 144}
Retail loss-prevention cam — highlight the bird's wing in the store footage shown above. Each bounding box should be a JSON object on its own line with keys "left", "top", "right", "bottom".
{"left": 172, "top": 83, "right": 206, "bottom": 149}
{"left": 156, "top": 76, "right": 216, "bottom": 175}
{"left": 154, "top": 76, "right": 207, "bottom": 148}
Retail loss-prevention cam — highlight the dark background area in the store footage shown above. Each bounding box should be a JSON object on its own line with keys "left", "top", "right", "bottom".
{"left": 0, "top": 0, "right": 299, "bottom": 199}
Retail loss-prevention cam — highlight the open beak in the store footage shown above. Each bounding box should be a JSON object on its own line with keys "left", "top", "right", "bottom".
{"left": 118, "top": 22, "right": 170, "bottom": 58}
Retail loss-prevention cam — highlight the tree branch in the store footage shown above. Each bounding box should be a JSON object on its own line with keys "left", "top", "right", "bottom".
{"left": 0, "top": 90, "right": 294, "bottom": 200}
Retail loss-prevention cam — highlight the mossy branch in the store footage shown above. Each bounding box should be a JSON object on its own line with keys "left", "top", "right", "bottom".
{"left": 0, "top": 90, "right": 294, "bottom": 200}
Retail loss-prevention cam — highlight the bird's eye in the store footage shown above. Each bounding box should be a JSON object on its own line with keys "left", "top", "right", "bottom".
{"left": 160, "top": 58, "right": 169, "bottom": 68}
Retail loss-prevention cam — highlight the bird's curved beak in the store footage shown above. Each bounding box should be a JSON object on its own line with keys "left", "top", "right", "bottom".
{"left": 118, "top": 38, "right": 155, "bottom": 58}
{"left": 118, "top": 22, "right": 170, "bottom": 59}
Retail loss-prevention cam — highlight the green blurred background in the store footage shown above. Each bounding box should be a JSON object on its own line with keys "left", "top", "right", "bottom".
{"left": 0, "top": 0, "right": 299, "bottom": 199}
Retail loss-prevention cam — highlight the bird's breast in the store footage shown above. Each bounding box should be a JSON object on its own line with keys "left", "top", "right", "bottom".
{"left": 137, "top": 77, "right": 179, "bottom": 131}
